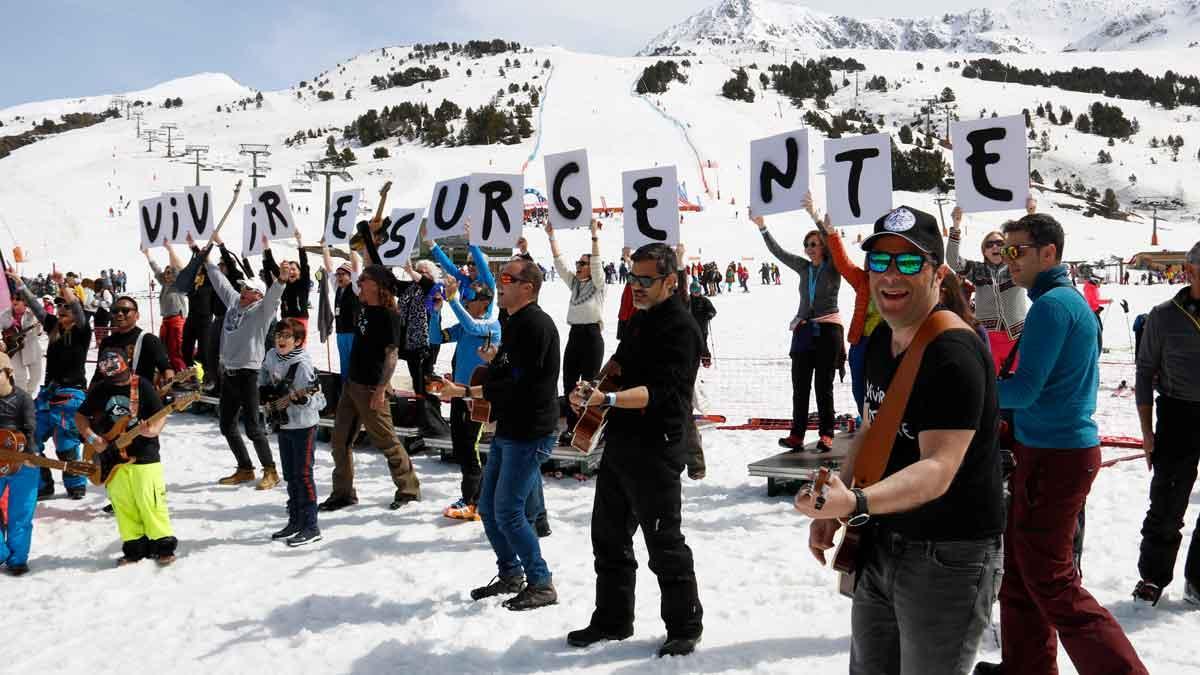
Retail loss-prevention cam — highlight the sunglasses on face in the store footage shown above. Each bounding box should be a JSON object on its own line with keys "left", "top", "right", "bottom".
{"left": 1001, "top": 243, "right": 1041, "bottom": 261}
{"left": 628, "top": 273, "right": 668, "bottom": 288}
{"left": 866, "top": 252, "right": 932, "bottom": 276}
{"left": 984, "top": 240, "right": 1005, "bottom": 249}
{"left": 804, "top": 241, "right": 822, "bottom": 249}
{"left": 112, "top": 306, "right": 136, "bottom": 315}
{"left": 499, "top": 273, "right": 528, "bottom": 285}
{"left": 576, "top": 260, "right": 589, "bottom": 267}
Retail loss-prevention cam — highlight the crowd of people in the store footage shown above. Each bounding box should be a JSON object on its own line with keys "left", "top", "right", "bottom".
{"left": 0, "top": 189, "right": 1197, "bottom": 671}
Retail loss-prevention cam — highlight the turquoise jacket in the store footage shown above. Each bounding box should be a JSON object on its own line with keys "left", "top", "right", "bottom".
{"left": 998, "top": 265, "right": 1100, "bottom": 449}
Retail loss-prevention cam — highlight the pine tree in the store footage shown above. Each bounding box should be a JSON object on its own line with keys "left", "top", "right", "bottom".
{"left": 1030, "top": 169, "right": 1044, "bottom": 184}
{"left": 1101, "top": 188, "right": 1119, "bottom": 214}
{"left": 1086, "top": 187, "right": 1100, "bottom": 202}
{"left": 1075, "top": 114, "right": 1091, "bottom": 134}
{"left": 340, "top": 147, "right": 356, "bottom": 166}
{"left": 899, "top": 124, "right": 914, "bottom": 145}
{"left": 940, "top": 87, "right": 955, "bottom": 102}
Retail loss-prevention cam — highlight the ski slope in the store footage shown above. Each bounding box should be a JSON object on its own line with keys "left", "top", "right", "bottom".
{"left": 2, "top": 39, "right": 1200, "bottom": 674}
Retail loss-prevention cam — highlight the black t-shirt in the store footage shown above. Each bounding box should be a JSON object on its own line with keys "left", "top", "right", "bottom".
{"left": 44, "top": 323, "right": 92, "bottom": 390}
{"left": 864, "top": 321, "right": 1004, "bottom": 541}
{"left": 334, "top": 284, "right": 361, "bottom": 334}
{"left": 348, "top": 305, "right": 402, "bottom": 386}
{"left": 99, "top": 328, "right": 170, "bottom": 381}
{"left": 79, "top": 377, "right": 165, "bottom": 464}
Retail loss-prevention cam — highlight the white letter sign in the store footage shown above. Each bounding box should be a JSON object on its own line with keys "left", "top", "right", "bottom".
{"left": 543, "top": 149, "right": 592, "bottom": 230}
{"left": 378, "top": 208, "right": 424, "bottom": 264}
{"left": 426, "top": 176, "right": 471, "bottom": 241}
{"left": 324, "top": 189, "right": 362, "bottom": 244}
{"left": 184, "top": 186, "right": 214, "bottom": 240}
{"left": 750, "top": 129, "right": 809, "bottom": 217}
{"left": 824, "top": 134, "right": 892, "bottom": 226}
{"left": 138, "top": 196, "right": 166, "bottom": 249}
{"left": 467, "top": 173, "right": 524, "bottom": 248}
{"left": 241, "top": 204, "right": 264, "bottom": 257}
{"left": 250, "top": 185, "right": 295, "bottom": 242}
{"left": 950, "top": 114, "right": 1029, "bottom": 213}
{"left": 622, "top": 166, "right": 679, "bottom": 248}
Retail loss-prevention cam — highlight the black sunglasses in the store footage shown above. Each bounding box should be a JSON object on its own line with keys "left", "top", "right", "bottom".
{"left": 628, "top": 273, "right": 667, "bottom": 288}
{"left": 983, "top": 240, "right": 1004, "bottom": 249}
{"left": 576, "top": 260, "right": 589, "bottom": 267}
{"left": 112, "top": 306, "right": 136, "bottom": 315}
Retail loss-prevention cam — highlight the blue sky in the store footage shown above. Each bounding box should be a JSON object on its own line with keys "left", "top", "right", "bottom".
{"left": 0, "top": 0, "right": 1005, "bottom": 109}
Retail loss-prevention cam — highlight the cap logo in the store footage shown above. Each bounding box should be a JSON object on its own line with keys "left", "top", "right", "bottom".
{"left": 883, "top": 208, "right": 916, "bottom": 232}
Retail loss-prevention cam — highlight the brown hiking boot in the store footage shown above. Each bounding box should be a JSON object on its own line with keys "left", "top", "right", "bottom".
{"left": 218, "top": 468, "right": 256, "bottom": 485}
{"left": 256, "top": 467, "right": 280, "bottom": 490}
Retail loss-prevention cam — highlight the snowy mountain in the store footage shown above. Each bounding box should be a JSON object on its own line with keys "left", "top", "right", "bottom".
{"left": 639, "top": 0, "right": 1196, "bottom": 55}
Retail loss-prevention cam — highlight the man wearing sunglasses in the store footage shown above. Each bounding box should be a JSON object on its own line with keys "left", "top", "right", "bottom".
{"left": 947, "top": 198, "right": 1034, "bottom": 375}
{"left": 459, "top": 258, "right": 560, "bottom": 611}
{"left": 96, "top": 297, "right": 174, "bottom": 388}
{"left": 797, "top": 206, "right": 1004, "bottom": 674}
{"left": 986, "top": 213, "right": 1145, "bottom": 674}
{"left": 566, "top": 243, "right": 704, "bottom": 658}
{"left": 543, "top": 219, "right": 605, "bottom": 447}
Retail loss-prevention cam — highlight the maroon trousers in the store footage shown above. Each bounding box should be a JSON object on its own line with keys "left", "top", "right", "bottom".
{"left": 1000, "top": 444, "right": 1146, "bottom": 675}
{"left": 159, "top": 314, "right": 186, "bottom": 372}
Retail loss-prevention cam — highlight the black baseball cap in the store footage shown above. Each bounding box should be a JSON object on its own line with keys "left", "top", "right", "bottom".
{"left": 861, "top": 206, "right": 945, "bottom": 266}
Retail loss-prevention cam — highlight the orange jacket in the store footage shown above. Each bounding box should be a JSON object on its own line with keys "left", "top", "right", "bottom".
{"left": 825, "top": 230, "right": 876, "bottom": 345}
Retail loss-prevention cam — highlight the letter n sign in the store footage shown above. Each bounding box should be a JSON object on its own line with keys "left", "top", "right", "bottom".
{"left": 622, "top": 166, "right": 679, "bottom": 248}
{"left": 823, "top": 134, "right": 892, "bottom": 226}
{"left": 950, "top": 114, "right": 1029, "bottom": 213}
{"left": 750, "top": 130, "right": 808, "bottom": 217}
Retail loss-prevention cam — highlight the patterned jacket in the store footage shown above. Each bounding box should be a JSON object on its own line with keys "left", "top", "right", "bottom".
{"left": 946, "top": 231, "right": 1028, "bottom": 340}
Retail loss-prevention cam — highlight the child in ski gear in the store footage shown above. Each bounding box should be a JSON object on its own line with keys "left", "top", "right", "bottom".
{"left": 259, "top": 319, "right": 325, "bottom": 547}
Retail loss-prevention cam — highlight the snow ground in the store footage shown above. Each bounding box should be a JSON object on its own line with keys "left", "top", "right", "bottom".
{"left": 8, "top": 277, "right": 1200, "bottom": 675}
{"left": 3, "top": 37, "right": 1200, "bottom": 675}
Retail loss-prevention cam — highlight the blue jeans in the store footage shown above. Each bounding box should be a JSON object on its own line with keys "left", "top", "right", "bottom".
{"left": 478, "top": 433, "right": 555, "bottom": 586}
{"left": 0, "top": 465, "right": 39, "bottom": 567}
{"left": 848, "top": 338, "right": 868, "bottom": 421}
{"left": 35, "top": 385, "right": 87, "bottom": 491}
{"left": 336, "top": 332, "right": 355, "bottom": 382}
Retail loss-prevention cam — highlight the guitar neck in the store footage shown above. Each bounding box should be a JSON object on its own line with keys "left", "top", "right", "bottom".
{"left": 0, "top": 448, "right": 94, "bottom": 477}
{"left": 114, "top": 395, "right": 195, "bottom": 448}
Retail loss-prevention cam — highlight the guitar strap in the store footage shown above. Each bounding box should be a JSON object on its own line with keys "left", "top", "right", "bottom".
{"left": 132, "top": 331, "right": 147, "bottom": 373}
{"left": 129, "top": 375, "right": 140, "bottom": 420}
{"left": 852, "top": 310, "right": 972, "bottom": 488}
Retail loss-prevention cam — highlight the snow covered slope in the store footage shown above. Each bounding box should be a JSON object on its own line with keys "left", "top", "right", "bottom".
{"left": 639, "top": 0, "right": 1196, "bottom": 55}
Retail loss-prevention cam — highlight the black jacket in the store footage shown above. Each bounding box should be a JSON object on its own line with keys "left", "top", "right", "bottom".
{"left": 0, "top": 389, "right": 36, "bottom": 452}
{"left": 263, "top": 248, "right": 312, "bottom": 319}
{"left": 482, "top": 302, "right": 560, "bottom": 441}
{"left": 607, "top": 295, "right": 701, "bottom": 456}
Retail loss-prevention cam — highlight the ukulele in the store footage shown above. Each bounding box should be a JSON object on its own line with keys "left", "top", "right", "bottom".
{"left": 809, "top": 465, "right": 866, "bottom": 597}
{"left": 82, "top": 392, "right": 200, "bottom": 485}
{"left": 263, "top": 385, "right": 321, "bottom": 429}
{"left": 0, "top": 430, "right": 99, "bottom": 482}
{"left": 157, "top": 366, "right": 199, "bottom": 398}
{"left": 349, "top": 181, "right": 393, "bottom": 253}
{"left": 570, "top": 361, "right": 622, "bottom": 453}
{"left": 2, "top": 322, "right": 40, "bottom": 355}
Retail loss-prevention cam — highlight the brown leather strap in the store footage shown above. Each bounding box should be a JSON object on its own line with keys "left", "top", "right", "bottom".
{"left": 853, "top": 310, "right": 973, "bottom": 488}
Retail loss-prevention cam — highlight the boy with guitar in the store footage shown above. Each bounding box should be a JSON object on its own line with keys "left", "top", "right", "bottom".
{"left": 258, "top": 318, "right": 325, "bottom": 547}
{"left": 794, "top": 207, "right": 1003, "bottom": 674}
{"left": 75, "top": 350, "right": 175, "bottom": 566}
{"left": 0, "top": 353, "right": 38, "bottom": 576}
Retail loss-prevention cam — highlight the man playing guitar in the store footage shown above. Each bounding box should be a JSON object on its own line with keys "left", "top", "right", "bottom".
{"left": 794, "top": 206, "right": 1004, "bottom": 674}
{"left": 566, "top": 243, "right": 704, "bottom": 658}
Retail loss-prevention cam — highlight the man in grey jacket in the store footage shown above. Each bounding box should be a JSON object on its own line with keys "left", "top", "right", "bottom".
{"left": 202, "top": 235, "right": 286, "bottom": 490}
{"left": 1132, "top": 240, "right": 1200, "bottom": 606}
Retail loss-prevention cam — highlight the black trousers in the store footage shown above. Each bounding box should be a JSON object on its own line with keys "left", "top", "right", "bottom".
{"left": 181, "top": 313, "right": 211, "bottom": 369}
{"left": 206, "top": 317, "right": 224, "bottom": 388}
{"left": 1139, "top": 396, "right": 1200, "bottom": 587}
{"left": 563, "top": 323, "right": 604, "bottom": 432}
{"left": 790, "top": 326, "right": 840, "bottom": 438}
{"left": 590, "top": 442, "right": 703, "bottom": 639}
{"left": 219, "top": 368, "right": 275, "bottom": 469}
{"left": 450, "top": 397, "right": 483, "bottom": 504}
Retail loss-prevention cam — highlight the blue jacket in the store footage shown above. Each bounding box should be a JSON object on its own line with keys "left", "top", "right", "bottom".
{"left": 430, "top": 243, "right": 496, "bottom": 316}
{"left": 998, "top": 265, "right": 1100, "bottom": 449}
{"left": 434, "top": 297, "right": 501, "bottom": 384}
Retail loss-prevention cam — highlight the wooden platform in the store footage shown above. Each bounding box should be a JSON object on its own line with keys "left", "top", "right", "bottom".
{"left": 747, "top": 433, "right": 855, "bottom": 496}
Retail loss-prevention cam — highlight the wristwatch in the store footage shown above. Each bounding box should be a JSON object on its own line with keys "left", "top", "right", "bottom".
{"left": 604, "top": 392, "right": 617, "bottom": 407}
{"left": 849, "top": 488, "right": 870, "bottom": 525}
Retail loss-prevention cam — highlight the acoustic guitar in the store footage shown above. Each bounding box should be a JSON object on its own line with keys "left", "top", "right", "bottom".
{"left": 809, "top": 466, "right": 865, "bottom": 589}
{"left": 157, "top": 366, "right": 199, "bottom": 398}
{"left": 349, "top": 181, "right": 393, "bottom": 253}
{"left": 2, "top": 322, "right": 40, "bottom": 355}
{"left": 0, "top": 430, "right": 98, "bottom": 482}
{"left": 82, "top": 392, "right": 199, "bottom": 485}
{"left": 263, "top": 385, "right": 321, "bottom": 429}
{"left": 569, "top": 361, "right": 622, "bottom": 453}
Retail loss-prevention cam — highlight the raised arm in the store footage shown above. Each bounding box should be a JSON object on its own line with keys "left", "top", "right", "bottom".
{"left": 145, "top": 250, "right": 167, "bottom": 283}
{"left": 469, "top": 245, "right": 495, "bottom": 290}
{"left": 7, "top": 272, "right": 46, "bottom": 324}
{"left": 945, "top": 206, "right": 971, "bottom": 273}
{"left": 204, "top": 252, "right": 241, "bottom": 309}
{"left": 544, "top": 222, "right": 576, "bottom": 286}
{"left": 296, "top": 232, "right": 311, "bottom": 289}
{"left": 356, "top": 220, "right": 383, "bottom": 266}
{"left": 164, "top": 241, "right": 186, "bottom": 272}
{"left": 751, "top": 212, "right": 809, "bottom": 274}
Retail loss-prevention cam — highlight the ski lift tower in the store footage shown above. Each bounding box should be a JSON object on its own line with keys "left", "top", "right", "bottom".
{"left": 131, "top": 111, "right": 144, "bottom": 138}
{"left": 111, "top": 95, "right": 128, "bottom": 117}
{"left": 1131, "top": 195, "right": 1177, "bottom": 246}
{"left": 306, "top": 159, "right": 354, "bottom": 222}
{"left": 239, "top": 143, "right": 271, "bottom": 188}
{"left": 184, "top": 145, "right": 209, "bottom": 186}
{"left": 160, "top": 123, "right": 179, "bottom": 157}
{"left": 144, "top": 129, "right": 158, "bottom": 153}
